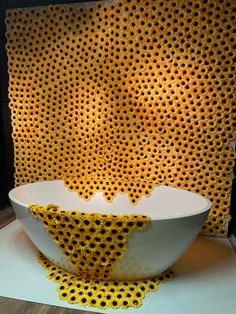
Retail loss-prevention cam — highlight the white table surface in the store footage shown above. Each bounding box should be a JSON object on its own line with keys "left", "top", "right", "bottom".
{"left": 0, "top": 220, "right": 236, "bottom": 314}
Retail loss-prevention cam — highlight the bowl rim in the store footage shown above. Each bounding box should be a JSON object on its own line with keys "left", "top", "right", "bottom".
{"left": 9, "top": 180, "right": 212, "bottom": 220}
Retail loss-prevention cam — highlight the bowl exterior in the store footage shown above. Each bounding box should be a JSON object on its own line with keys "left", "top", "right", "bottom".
{"left": 10, "top": 198, "right": 209, "bottom": 280}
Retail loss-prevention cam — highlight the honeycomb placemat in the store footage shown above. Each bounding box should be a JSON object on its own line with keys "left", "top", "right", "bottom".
{"left": 5, "top": 0, "right": 236, "bottom": 237}
{"left": 38, "top": 252, "right": 174, "bottom": 309}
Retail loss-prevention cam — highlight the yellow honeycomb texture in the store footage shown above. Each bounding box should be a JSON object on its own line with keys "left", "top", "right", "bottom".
{"left": 28, "top": 204, "right": 175, "bottom": 309}
{"left": 38, "top": 252, "right": 174, "bottom": 309}
{"left": 29, "top": 204, "right": 150, "bottom": 281}
{"left": 5, "top": 0, "right": 236, "bottom": 237}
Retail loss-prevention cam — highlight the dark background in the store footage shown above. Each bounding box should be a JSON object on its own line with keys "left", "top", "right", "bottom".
{"left": 0, "top": 0, "right": 235, "bottom": 237}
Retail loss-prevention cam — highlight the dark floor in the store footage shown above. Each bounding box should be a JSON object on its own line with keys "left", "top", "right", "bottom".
{"left": 0, "top": 296, "right": 100, "bottom": 314}
{"left": 0, "top": 206, "right": 15, "bottom": 229}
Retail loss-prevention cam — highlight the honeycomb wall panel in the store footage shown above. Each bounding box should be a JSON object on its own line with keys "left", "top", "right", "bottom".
{"left": 5, "top": 0, "right": 236, "bottom": 237}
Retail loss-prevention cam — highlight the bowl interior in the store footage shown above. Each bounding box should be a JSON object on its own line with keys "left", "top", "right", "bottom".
{"left": 9, "top": 180, "right": 211, "bottom": 220}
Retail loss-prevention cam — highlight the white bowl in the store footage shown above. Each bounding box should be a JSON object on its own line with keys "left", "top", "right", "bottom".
{"left": 9, "top": 180, "right": 211, "bottom": 280}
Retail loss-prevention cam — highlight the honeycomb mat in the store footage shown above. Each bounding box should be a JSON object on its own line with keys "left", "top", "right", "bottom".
{"left": 5, "top": 0, "right": 236, "bottom": 236}
{"left": 38, "top": 252, "right": 174, "bottom": 309}
{"left": 29, "top": 204, "right": 150, "bottom": 280}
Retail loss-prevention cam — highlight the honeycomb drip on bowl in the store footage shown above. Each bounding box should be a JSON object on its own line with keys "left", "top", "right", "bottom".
{"left": 5, "top": 0, "right": 236, "bottom": 237}
{"left": 29, "top": 204, "right": 174, "bottom": 309}
{"left": 29, "top": 204, "right": 151, "bottom": 280}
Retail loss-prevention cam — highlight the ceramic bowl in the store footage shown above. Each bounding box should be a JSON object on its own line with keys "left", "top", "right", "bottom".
{"left": 9, "top": 180, "right": 211, "bottom": 280}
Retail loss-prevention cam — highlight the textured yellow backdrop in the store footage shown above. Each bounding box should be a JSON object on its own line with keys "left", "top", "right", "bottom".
{"left": 5, "top": 0, "right": 236, "bottom": 237}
